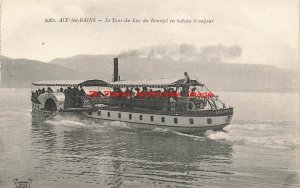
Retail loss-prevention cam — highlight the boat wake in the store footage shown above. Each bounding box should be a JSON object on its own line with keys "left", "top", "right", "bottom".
{"left": 152, "top": 127, "right": 171, "bottom": 133}
{"left": 43, "top": 115, "right": 134, "bottom": 130}
{"left": 43, "top": 114, "right": 105, "bottom": 129}
{"left": 204, "top": 129, "right": 245, "bottom": 145}
{"left": 103, "top": 121, "right": 133, "bottom": 130}
{"left": 204, "top": 122, "right": 299, "bottom": 150}
{"left": 44, "top": 116, "right": 88, "bottom": 127}
{"left": 170, "top": 130, "right": 206, "bottom": 141}
{"left": 152, "top": 127, "right": 206, "bottom": 141}
{"left": 41, "top": 113, "right": 299, "bottom": 150}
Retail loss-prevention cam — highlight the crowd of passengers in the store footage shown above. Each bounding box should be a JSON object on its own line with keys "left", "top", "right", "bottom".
{"left": 31, "top": 85, "right": 196, "bottom": 104}
{"left": 109, "top": 86, "right": 184, "bottom": 99}
{"left": 32, "top": 72, "right": 195, "bottom": 102}
{"left": 109, "top": 85, "right": 198, "bottom": 99}
{"left": 31, "top": 85, "right": 86, "bottom": 102}
{"left": 31, "top": 85, "right": 195, "bottom": 102}
{"left": 108, "top": 72, "right": 192, "bottom": 99}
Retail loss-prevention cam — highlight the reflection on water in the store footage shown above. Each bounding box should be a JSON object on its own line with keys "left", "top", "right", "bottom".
{"left": 30, "top": 116, "right": 233, "bottom": 187}
{"left": 1, "top": 89, "right": 299, "bottom": 188}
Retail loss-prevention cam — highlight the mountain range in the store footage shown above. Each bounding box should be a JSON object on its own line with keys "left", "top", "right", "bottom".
{"left": 0, "top": 55, "right": 298, "bottom": 92}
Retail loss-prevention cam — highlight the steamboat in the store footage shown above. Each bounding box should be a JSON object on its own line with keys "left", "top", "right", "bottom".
{"left": 31, "top": 58, "right": 233, "bottom": 134}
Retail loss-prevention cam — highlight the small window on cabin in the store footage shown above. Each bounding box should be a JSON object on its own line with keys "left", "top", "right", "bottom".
{"left": 118, "top": 113, "right": 121, "bottom": 118}
{"left": 88, "top": 112, "right": 92, "bottom": 115}
{"left": 107, "top": 112, "right": 110, "bottom": 117}
{"left": 150, "top": 116, "right": 154, "bottom": 121}
{"left": 161, "top": 117, "right": 165, "bottom": 123}
{"left": 129, "top": 114, "right": 132, "bottom": 120}
{"left": 207, "top": 118, "right": 212, "bottom": 124}
{"left": 139, "top": 115, "right": 143, "bottom": 120}
{"left": 189, "top": 118, "right": 194, "bottom": 124}
{"left": 97, "top": 111, "right": 101, "bottom": 116}
{"left": 174, "top": 118, "right": 178, "bottom": 124}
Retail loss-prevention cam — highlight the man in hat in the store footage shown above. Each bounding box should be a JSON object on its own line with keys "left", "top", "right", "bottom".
{"left": 182, "top": 72, "right": 190, "bottom": 97}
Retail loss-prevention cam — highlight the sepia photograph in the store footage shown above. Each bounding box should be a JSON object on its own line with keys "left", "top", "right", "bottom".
{"left": 0, "top": 0, "right": 299, "bottom": 187}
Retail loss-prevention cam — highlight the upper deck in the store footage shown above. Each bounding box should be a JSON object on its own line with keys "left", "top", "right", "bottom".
{"left": 31, "top": 77, "right": 229, "bottom": 113}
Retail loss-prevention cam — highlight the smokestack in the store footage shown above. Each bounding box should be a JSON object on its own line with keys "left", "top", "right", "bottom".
{"left": 113, "top": 58, "right": 119, "bottom": 82}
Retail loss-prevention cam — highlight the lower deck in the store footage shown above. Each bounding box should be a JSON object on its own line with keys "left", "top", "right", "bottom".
{"left": 84, "top": 108, "right": 233, "bottom": 128}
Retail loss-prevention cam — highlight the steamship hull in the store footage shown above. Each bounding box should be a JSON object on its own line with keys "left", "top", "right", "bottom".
{"left": 83, "top": 107, "right": 233, "bottom": 134}
{"left": 32, "top": 99, "right": 233, "bottom": 133}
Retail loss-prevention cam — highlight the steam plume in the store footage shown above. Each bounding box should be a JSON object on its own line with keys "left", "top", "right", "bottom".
{"left": 117, "top": 43, "right": 242, "bottom": 63}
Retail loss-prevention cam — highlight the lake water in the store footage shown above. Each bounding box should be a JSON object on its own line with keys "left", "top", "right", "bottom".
{"left": 0, "top": 88, "right": 299, "bottom": 188}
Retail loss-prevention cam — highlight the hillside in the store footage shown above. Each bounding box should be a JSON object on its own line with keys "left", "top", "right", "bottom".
{"left": 0, "top": 56, "right": 107, "bottom": 88}
{"left": 0, "top": 54, "right": 298, "bottom": 91}
{"left": 50, "top": 55, "right": 298, "bottom": 92}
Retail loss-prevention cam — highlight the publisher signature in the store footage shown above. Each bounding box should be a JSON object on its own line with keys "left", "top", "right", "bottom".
{"left": 13, "top": 178, "right": 33, "bottom": 188}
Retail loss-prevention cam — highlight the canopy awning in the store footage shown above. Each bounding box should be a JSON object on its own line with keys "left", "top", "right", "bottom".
{"left": 108, "top": 78, "right": 202, "bottom": 88}
{"left": 32, "top": 79, "right": 108, "bottom": 87}
{"left": 79, "top": 79, "right": 108, "bottom": 86}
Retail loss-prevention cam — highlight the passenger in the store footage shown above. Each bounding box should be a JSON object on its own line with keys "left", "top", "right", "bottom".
{"left": 182, "top": 72, "right": 190, "bottom": 97}
{"left": 112, "top": 87, "right": 121, "bottom": 97}
{"left": 98, "top": 90, "right": 104, "bottom": 97}
{"left": 37, "top": 89, "right": 42, "bottom": 95}
{"left": 78, "top": 86, "right": 86, "bottom": 96}
{"left": 124, "top": 87, "right": 131, "bottom": 98}
{"left": 156, "top": 90, "right": 162, "bottom": 98}
{"left": 64, "top": 87, "right": 71, "bottom": 96}
{"left": 168, "top": 88, "right": 175, "bottom": 98}
{"left": 76, "top": 86, "right": 86, "bottom": 107}
{"left": 190, "top": 87, "right": 197, "bottom": 97}
{"left": 72, "top": 86, "right": 80, "bottom": 96}
{"left": 118, "top": 88, "right": 123, "bottom": 98}
{"left": 59, "top": 88, "right": 64, "bottom": 92}
{"left": 151, "top": 90, "right": 157, "bottom": 98}
{"left": 141, "top": 87, "right": 148, "bottom": 98}
{"left": 148, "top": 89, "right": 153, "bottom": 98}
{"left": 31, "top": 91, "right": 38, "bottom": 102}
{"left": 142, "top": 87, "right": 147, "bottom": 91}
{"left": 47, "top": 87, "right": 53, "bottom": 93}
{"left": 130, "top": 88, "right": 134, "bottom": 98}
{"left": 183, "top": 72, "right": 190, "bottom": 84}
{"left": 41, "top": 88, "right": 45, "bottom": 93}
{"left": 31, "top": 91, "right": 35, "bottom": 101}
{"left": 161, "top": 88, "right": 168, "bottom": 98}
{"left": 174, "top": 87, "right": 179, "bottom": 98}
{"left": 134, "top": 87, "right": 141, "bottom": 98}
{"left": 113, "top": 87, "right": 121, "bottom": 92}
{"left": 69, "top": 86, "right": 78, "bottom": 107}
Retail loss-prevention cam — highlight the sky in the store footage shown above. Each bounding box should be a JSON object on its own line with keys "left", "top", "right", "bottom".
{"left": 1, "top": 0, "right": 299, "bottom": 69}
